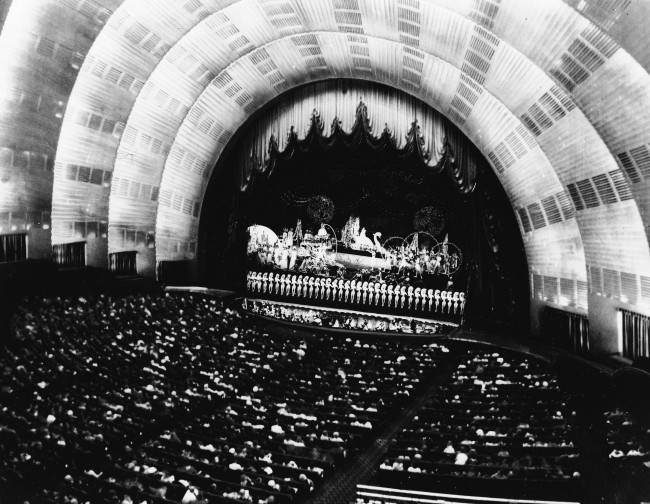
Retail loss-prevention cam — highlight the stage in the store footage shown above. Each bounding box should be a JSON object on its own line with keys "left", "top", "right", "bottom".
{"left": 246, "top": 270, "right": 466, "bottom": 321}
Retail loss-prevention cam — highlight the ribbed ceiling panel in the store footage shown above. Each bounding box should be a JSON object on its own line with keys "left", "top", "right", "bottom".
{"left": 563, "top": 0, "right": 630, "bottom": 32}
{"left": 158, "top": 32, "right": 561, "bottom": 209}
{"left": 154, "top": 33, "right": 579, "bottom": 291}
{"left": 485, "top": 48, "right": 550, "bottom": 115}
{"left": 94, "top": 0, "right": 608, "bottom": 268}
{"left": 578, "top": 203, "right": 650, "bottom": 275}
{"left": 500, "top": 150, "right": 561, "bottom": 208}
{"left": 153, "top": 0, "right": 649, "bottom": 309}
{"left": 496, "top": 0, "right": 588, "bottom": 71}
{"left": 576, "top": 51, "right": 650, "bottom": 151}
{"left": 418, "top": 56, "right": 458, "bottom": 109}
{"left": 418, "top": 5, "right": 472, "bottom": 69}
{"left": 1, "top": 0, "right": 649, "bottom": 315}
{"left": 53, "top": 0, "right": 240, "bottom": 247}
{"left": 538, "top": 109, "right": 620, "bottom": 183}
{"left": 524, "top": 221, "right": 586, "bottom": 280}
{"left": 600, "top": 0, "right": 650, "bottom": 73}
{"left": 119, "top": 0, "right": 570, "bottom": 266}
{"left": 0, "top": 0, "right": 119, "bottom": 239}
{"left": 573, "top": 47, "right": 650, "bottom": 241}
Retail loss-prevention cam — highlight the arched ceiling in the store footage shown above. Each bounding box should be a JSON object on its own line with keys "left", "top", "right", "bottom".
{"left": 149, "top": 31, "right": 587, "bottom": 284}
{"left": 1, "top": 0, "right": 650, "bottom": 318}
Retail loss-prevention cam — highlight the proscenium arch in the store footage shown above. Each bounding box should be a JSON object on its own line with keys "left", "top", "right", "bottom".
{"left": 151, "top": 33, "right": 586, "bottom": 287}
{"left": 197, "top": 78, "right": 531, "bottom": 316}
{"left": 48, "top": 0, "right": 644, "bottom": 272}
{"left": 93, "top": 5, "right": 584, "bottom": 278}
{"left": 49, "top": 1, "right": 644, "bottom": 264}
{"left": 141, "top": 21, "right": 600, "bottom": 286}
{"left": 89, "top": 0, "right": 650, "bottom": 292}
{"left": 30, "top": 0, "right": 650, "bottom": 344}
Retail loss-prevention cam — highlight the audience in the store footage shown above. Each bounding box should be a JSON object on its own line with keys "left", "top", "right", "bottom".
{"left": 0, "top": 293, "right": 452, "bottom": 503}
{"left": 378, "top": 350, "right": 581, "bottom": 482}
{"left": 3, "top": 292, "right": 644, "bottom": 504}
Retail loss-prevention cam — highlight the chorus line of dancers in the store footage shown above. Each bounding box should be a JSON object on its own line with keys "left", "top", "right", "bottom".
{"left": 246, "top": 271, "right": 465, "bottom": 315}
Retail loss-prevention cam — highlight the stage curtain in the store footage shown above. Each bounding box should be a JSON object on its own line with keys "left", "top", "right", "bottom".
{"left": 622, "top": 309, "right": 650, "bottom": 359}
{"left": 0, "top": 233, "right": 27, "bottom": 262}
{"left": 238, "top": 80, "right": 476, "bottom": 191}
{"left": 443, "top": 127, "right": 478, "bottom": 193}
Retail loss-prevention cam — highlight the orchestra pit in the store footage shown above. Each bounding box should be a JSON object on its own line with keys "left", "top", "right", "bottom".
{"left": 1, "top": 2, "right": 650, "bottom": 504}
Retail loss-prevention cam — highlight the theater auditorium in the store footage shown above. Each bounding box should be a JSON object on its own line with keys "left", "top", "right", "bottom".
{"left": 1, "top": 1, "right": 650, "bottom": 503}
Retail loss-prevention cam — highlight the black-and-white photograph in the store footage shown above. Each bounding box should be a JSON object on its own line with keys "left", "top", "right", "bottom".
{"left": 0, "top": 1, "right": 649, "bottom": 503}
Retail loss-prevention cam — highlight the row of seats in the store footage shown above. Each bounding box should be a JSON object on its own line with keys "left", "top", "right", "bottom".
{"left": 0, "top": 293, "right": 456, "bottom": 504}
{"left": 246, "top": 271, "right": 465, "bottom": 315}
{"left": 6, "top": 293, "right": 640, "bottom": 503}
{"left": 376, "top": 350, "right": 581, "bottom": 483}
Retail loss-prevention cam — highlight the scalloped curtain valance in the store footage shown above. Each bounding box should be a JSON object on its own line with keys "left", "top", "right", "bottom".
{"left": 236, "top": 80, "right": 479, "bottom": 194}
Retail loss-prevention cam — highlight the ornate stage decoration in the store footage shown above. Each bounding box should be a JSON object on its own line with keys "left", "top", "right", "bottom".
{"left": 245, "top": 101, "right": 477, "bottom": 195}
{"left": 246, "top": 215, "right": 462, "bottom": 282}
{"left": 413, "top": 205, "right": 447, "bottom": 238}
{"left": 241, "top": 98, "right": 469, "bottom": 318}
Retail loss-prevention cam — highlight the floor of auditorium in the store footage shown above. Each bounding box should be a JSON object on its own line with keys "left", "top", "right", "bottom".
{"left": 3, "top": 287, "right": 649, "bottom": 504}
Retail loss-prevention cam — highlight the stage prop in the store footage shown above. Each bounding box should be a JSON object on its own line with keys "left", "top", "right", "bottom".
{"left": 246, "top": 210, "right": 465, "bottom": 319}
{"left": 243, "top": 298, "right": 457, "bottom": 336}
{"left": 247, "top": 219, "right": 462, "bottom": 278}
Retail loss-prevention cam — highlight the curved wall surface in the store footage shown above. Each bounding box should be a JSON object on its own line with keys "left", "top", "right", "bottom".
{"left": 0, "top": 0, "right": 649, "bottom": 350}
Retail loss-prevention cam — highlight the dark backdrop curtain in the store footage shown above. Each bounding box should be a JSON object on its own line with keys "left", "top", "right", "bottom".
{"left": 0, "top": 233, "right": 27, "bottom": 262}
